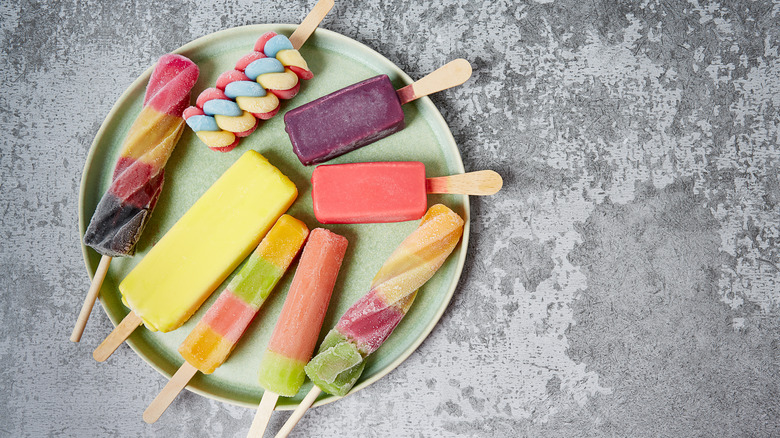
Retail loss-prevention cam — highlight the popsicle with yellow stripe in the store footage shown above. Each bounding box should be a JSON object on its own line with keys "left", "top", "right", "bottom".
{"left": 141, "top": 214, "right": 309, "bottom": 424}
{"left": 73, "top": 54, "right": 198, "bottom": 343}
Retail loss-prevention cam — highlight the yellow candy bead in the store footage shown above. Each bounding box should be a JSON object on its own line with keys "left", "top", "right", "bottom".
{"left": 197, "top": 130, "right": 236, "bottom": 149}
{"left": 214, "top": 110, "right": 256, "bottom": 133}
{"left": 257, "top": 68, "right": 299, "bottom": 90}
{"left": 236, "top": 93, "right": 280, "bottom": 114}
{"left": 276, "top": 49, "right": 309, "bottom": 71}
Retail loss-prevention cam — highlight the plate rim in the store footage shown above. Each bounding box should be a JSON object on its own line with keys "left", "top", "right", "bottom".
{"left": 78, "top": 23, "right": 471, "bottom": 410}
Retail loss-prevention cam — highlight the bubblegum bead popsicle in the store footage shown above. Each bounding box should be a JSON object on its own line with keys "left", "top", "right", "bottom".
{"left": 312, "top": 161, "right": 502, "bottom": 223}
{"left": 142, "top": 215, "right": 309, "bottom": 424}
{"left": 285, "top": 59, "right": 472, "bottom": 165}
{"left": 184, "top": 0, "right": 333, "bottom": 152}
{"left": 275, "top": 204, "right": 465, "bottom": 438}
{"left": 73, "top": 54, "right": 199, "bottom": 342}
{"left": 248, "top": 228, "right": 348, "bottom": 437}
{"left": 93, "top": 151, "right": 297, "bottom": 362}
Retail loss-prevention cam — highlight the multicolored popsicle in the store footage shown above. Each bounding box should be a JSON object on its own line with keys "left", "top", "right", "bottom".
{"left": 93, "top": 150, "right": 297, "bottom": 362}
{"left": 72, "top": 54, "right": 199, "bottom": 342}
{"left": 312, "top": 161, "right": 503, "bottom": 223}
{"left": 285, "top": 59, "right": 472, "bottom": 165}
{"left": 248, "top": 228, "right": 348, "bottom": 437}
{"left": 142, "top": 215, "right": 309, "bottom": 424}
{"left": 184, "top": 0, "right": 334, "bottom": 152}
{"left": 275, "top": 204, "right": 465, "bottom": 438}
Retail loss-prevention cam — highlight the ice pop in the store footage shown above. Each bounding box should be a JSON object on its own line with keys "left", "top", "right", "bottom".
{"left": 184, "top": 0, "right": 334, "bottom": 152}
{"left": 276, "top": 204, "right": 464, "bottom": 438}
{"left": 72, "top": 54, "right": 199, "bottom": 342}
{"left": 285, "top": 59, "right": 472, "bottom": 165}
{"left": 312, "top": 161, "right": 502, "bottom": 223}
{"left": 247, "top": 228, "right": 347, "bottom": 437}
{"left": 93, "top": 150, "right": 297, "bottom": 362}
{"left": 142, "top": 215, "right": 308, "bottom": 424}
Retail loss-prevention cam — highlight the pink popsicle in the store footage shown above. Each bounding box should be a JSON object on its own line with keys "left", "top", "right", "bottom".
{"left": 256, "top": 228, "right": 348, "bottom": 397}
{"left": 311, "top": 161, "right": 503, "bottom": 224}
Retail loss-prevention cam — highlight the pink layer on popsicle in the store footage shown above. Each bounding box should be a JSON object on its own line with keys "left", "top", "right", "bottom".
{"left": 144, "top": 54, "right": 201, "bottom": 116}
{"left": 334, "top": 289, "right": 406, "bottom": 353}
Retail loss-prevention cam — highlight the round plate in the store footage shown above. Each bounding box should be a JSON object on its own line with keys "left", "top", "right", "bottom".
{"left": 79, "top": 24, "right": 469, "bottom": 409}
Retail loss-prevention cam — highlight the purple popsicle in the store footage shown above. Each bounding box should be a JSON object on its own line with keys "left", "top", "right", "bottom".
{"left": 285, "top": 75, "right": 404, "bottom": 165}
{"left": 284, "top": 59, "right": 472, "bottom": 165}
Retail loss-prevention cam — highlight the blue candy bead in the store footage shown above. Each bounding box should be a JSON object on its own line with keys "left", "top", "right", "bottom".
{"left": 225, "top": 81, "right": 267, "bottom": 99}
{"left": 245, "top": 58, "right": 285, "bottom": 80}
{"left": 202, "top": 99, "right": 242, "bottom": 117}
{"left": 263, "top": 35, "right": 294, "bottom": 58}
{"left": 185, "top": 114, "right": 220, "bottom": 131}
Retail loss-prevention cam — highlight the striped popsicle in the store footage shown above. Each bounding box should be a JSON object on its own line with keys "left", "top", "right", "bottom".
{"left": 143, "top": 214, "right": 309, "bottom": 423}
{"left": 72, "top": 54, "right": 199, "bottom": 342}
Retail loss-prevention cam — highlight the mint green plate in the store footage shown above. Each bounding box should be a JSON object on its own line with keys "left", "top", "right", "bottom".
{"left": 79, "top": 25, "right": 469, "bottom": 410}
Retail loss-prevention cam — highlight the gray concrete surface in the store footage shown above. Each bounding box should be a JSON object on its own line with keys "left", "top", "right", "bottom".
{"left": 2, "top": 0, "right": 779, "bottom": 436}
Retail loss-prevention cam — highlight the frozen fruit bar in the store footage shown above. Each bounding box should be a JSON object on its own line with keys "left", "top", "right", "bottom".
{"left": 286, "top": 59, "right": 472, "bottom": 165}
{"left": 305, "top": 204, "right": 464, "bottom": 396}
{"left": 84, "top": 54, "right": 199, "bottom": 257}
{"left": 312, "top": 161, "right": 427, "bottom": 223}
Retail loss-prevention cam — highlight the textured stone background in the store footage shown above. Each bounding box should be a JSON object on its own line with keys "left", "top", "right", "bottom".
{"left": 2, "top": 0, "right": 779, "bottom": 436}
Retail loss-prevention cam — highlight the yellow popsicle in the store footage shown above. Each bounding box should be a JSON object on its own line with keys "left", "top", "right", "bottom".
{"left": 119, "top": 150, "right": 297, "bottom": 332}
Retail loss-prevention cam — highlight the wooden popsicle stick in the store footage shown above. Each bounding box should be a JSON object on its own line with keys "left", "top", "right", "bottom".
{"left": 143, "top": 361, "right": 199, "bottom": 423}
{"left": 396, "top": 59, "right": 472, "bottom": 105}
{"left": 289, "top": 0, "right": 335, "bottom": 50}
{"left": 274, "top": 386, "right": 322, "bottom": 438}
{"left": 92, "top": 311, "right": 143, "bottom": 362}
{"left": 70, "top": 255, "right": 112, "bottom": 342}
{"left": 247, "top": 391, "right": 279, "bottom": 438}
{"left": 426, "top": 170, "right": 503, "bottom": 195}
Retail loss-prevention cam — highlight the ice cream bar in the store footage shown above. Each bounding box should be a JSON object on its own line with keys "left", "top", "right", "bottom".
{"left": 311, "top": 161, "right": 503, "bottom": 223}
{"left": 305, "top": 204, "right": 464, "bottom": 396}
{"left": 257, "top": 228, "right": 348, "bottom": 397}
{"left": 119, "top": 150, "right": 298, "bottom": 333}
{"left": 286, "top": 59, "right": 472, "bottom": 165}
{"left": 178, "top": 215, "right": 309, "bottom": 374}
{"left": 285, "top": 75, "right": 404, "bottom": 165}
{"left": 84, "top": 54, "right": 199, "bottom": 257}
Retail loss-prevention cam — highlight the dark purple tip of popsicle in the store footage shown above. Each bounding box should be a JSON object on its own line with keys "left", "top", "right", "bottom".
{"left": 84, "top": 192, "right": 153, "bottom": 257}
{"left": 285, "top": 75, "right": 406, "bottom": 166}
{"left": 335, "top": 289, "right": 407, "bottom": 355}
{"left": 84, "top": 160, "right": 165, "bottom": 257}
